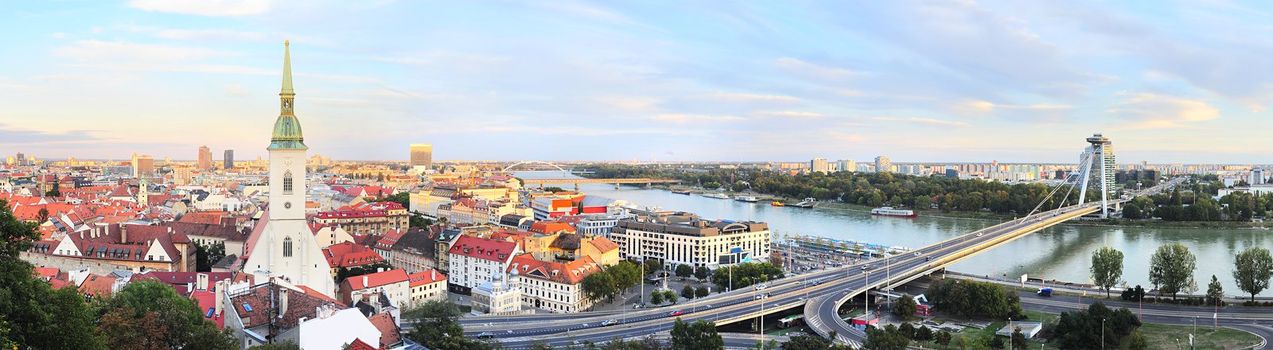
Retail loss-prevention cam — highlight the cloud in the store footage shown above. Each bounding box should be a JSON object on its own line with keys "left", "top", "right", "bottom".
{"left": 709, "top": 92, "right": 800, "bottom": 103}
{"left": 871, "top": 116, "right": 969, "bottom": 127}
{"left": 0, "top": 124, "right": 102, "bottom": 145}
{"left": 753, "top": 111, "right": 825, "bottom": 119}
{"left": 1109, "top": 93, "right": 1219, "bottom": 129}
{"left": 954, "top": 100, "right": 1073, "bottom": 116}
{"left": 774, "top": 57, "right": 858, "bottom": 79}
{"left": 125, "top": 25, "right": 267, "bottom": 42}
{"left": 651, "top": 114, "right": 744, "bottom": 124}
{"left": 128, "top": 0, "right": 272, "bottom": 16}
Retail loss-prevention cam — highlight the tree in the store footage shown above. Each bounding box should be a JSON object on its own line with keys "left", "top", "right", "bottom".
{"left": 914, "top": 326, "right": 934, "bottom": 342}
{"left": 670, "top": 319, "right": 723, "bottom": 350}
{"left": 926, "top": 278, "right": 1023, "bottom": 319}
{"left": 1127, "top": 330, "right": 1149, "bottom": 350}
{"left": 1233, "top": 247, "right": 1273, "bottom": 301}
{"left": 609, "top": 261, "right": 642, "bottom": 292}
{"left": 1090, "top": 247, "right": 1124, "bottom": 298}
{"left": 675, "top": 264, "right": 693, "bottom": 278}
{"left": 1206, "top": 274, "right": 1224, "bottom": 306}
{"left": 783, "top": 334, "right": 833, "bottom": 350}
{"left": 695, "top": 286, "right": 710, "bottom": 298}
{"left": 863, "top": 324, "right": 910, "bottom": 350}
{"left": 404, "top": 300, "right": 494, "bottom": 350}
{"left": 650, "top": 290, "right": 665, "bottom": 305}
{"left": 582, "top": 271, "right": 618, "bottom": 303}
{"left": 989, "top": 336, "right": 1005, "bottom": 349}
{"left": 644, "top": 258, "right": 663, "bottom": 274}
{"left": 897, "top": 323, "right": 915, "bottom": 340}
{"left": 1149, "top": 243, "right": 1196, "bottom": 299}
{"left": 1010, "top": 328, "right": 1028, "bottom": 350}
{"left": 664, "top": 290, "right": 679, "bottom": 304}
{"left": 681, "top": 285, "right": 696, "bottom": 300}
{"left": 103, "top": 280, "right": 237, "bottom": 350}
{"left": 893, "top": 293, "right": 917, "bottom": 320}
{"left": 194, "top": 240, "right": 226, "bottom": 272}
{"left": 37, "top": 207, "right": 49, "bottom": 223}
{"left": 934, "top": 331, "right": 952, "bottom": 349}
{"left": 248, "top": 342, "right": 301, "bottom": 350}
{"left": 695, "top": 266, "right": 711, "bottom": 280}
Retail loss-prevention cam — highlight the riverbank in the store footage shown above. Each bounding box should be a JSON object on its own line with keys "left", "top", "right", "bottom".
{"left": 649, "top": 184, "right": 1270, "bottom": 230}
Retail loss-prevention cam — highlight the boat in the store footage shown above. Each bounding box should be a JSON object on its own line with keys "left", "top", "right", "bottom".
{"left": 671, "top": 189, "right": 692, "bottom": 195}
{"left": 735, "top": 196, "right": 759, "bottom": 203}
{"left": 790, "top": 198, "right": 817, "bottom": 208}
{"left": 871, "top": 207, "right": 917, "bottom": 218}
{"left": 703, "top": 193, "right": 730, "bottom": 200}
{"left": 770, "top": 201, "right": 785, "bottom": 207}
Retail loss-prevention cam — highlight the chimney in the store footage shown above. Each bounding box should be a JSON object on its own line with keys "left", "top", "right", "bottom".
{"left": 214, "top": 280, "right": 227, "bottom": 316}
{"left": 431, "top": 270, "right": 436, "bottom": 281}
{"left": 363, "top": 275, "right": 368, "bottom": 287}
{"left": 279, "top": 289, "right": 289, "bottom": 316}
{"left": 197, "top": 273, "right": 209, "bottom": 291}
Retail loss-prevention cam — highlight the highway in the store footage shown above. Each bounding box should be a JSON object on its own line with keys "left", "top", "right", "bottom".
{"left": 445, "top": 178, "right": 1185, "bottom": 349}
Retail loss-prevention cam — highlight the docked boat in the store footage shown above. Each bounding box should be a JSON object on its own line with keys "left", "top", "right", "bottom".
{"left": 790, "top": 198, "right": 817, "bottom": 208}
{"left": 671, "top": 189, "right": 692, "bottom": 195}
{"left": 735, "top": 196, "right": 759, "bottom": 203}
{"left": 871, "top": 207, "right": 917, "bottom": 218}
{"left": 770, "top": 201, "right": 785, "bottom": 207}
{"left": 703, "top": 193, "right": 731, "bottom": 200}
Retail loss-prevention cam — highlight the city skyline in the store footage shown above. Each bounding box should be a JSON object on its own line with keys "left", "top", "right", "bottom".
{"left": 4, "top": 1, "right": 1273, "bottom": 163}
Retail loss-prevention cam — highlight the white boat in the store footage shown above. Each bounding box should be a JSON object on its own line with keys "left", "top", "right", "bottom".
{"left": 871, "top": 207, "right": 916, "bottom": 218}
{"left": 791, "top": 198, "right": 817, "bottom": 208}
{"left": 703, "top": 193, "right": 730, "bottom": 200}
{"left": 735, "top": 196, "right": 758, "bottom": 203}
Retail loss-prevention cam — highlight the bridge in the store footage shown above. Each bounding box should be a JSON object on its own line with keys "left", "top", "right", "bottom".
{"left": 442, "top": 137, "right": 1183, "bottom": 349}
{"left": 519, "top": 177, "right": 680, "bottom": 189}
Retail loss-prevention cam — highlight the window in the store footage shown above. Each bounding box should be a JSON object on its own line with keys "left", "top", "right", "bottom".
{"left": 283, "top": 237, "right": 293, "bottom": 257}
{"left": 283, "top": 170, "right": 294, "bottom": 194}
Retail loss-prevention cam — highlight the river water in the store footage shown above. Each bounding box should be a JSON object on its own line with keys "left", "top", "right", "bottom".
{"left": 519, "top": 172, "right": 1273, "bottom": 296}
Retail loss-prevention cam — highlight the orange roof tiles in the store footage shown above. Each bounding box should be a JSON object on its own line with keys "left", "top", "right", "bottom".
{"left": 408, "top": 269, "right": 447, "bottom": 287}
{"left": 507, "top": 254, "right": 600, "bottom": 285}
{"left": 342, "top": 269, "right": 408, "bottom": 290}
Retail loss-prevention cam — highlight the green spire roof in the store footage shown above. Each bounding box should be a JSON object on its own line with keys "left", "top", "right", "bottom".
{"left": 269, "top": 40, "right": 307, "bottom": 151}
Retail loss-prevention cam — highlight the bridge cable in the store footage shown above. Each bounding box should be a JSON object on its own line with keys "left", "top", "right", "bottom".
{"left": 1018, "top": 149, "right": 1097, "bottom": 223}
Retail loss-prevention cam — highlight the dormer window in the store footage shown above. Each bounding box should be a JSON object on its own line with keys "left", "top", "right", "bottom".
{"left": 283, "top": 171, "right": 294, "bottom": 194}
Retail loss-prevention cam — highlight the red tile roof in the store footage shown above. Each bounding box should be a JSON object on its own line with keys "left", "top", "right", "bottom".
{"left": 588, "top": 236, "right": 620, "bottom": 253}
{"left": 342, "top": 269, "right": 408, "bottom": 290}
{"left": 345, "top": 339, "right": 376, "bottom": 350}
{"left": 408, "top": 269, "right": 447, "bottom": 287}
{"left": 79, "top": 274, "right": 116, "bottom": 297}
{"left": 448, "top": 235, "right": 518, "bottom": 262}
{"left": 507, "top": 254, "right": 600, "bottom": 285}
{"left": 367, "top": 312, "right": 401, "bottom": 347}
{"left": 323, "top": 242, "right": 385, "bottom": 269}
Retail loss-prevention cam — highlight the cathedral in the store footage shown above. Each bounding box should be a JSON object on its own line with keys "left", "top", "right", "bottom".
{"left": 243, "top": 41, "right": 336, "bottom": 297}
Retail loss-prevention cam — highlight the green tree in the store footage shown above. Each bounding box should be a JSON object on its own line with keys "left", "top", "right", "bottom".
{"left": 1149, "top": 243, "right": 1197, "bottom": 300}
{"left": 681, "top": 285, "right": 696, "bottom": 300}
{"left": 37, "top": 207, "right": 49, "bottom": 223}
{"left": 1233, "top": 247, "right": 1273, "bottom": 301}
{"left": 694, "top": 266, "right": 711, "bottom": 280}
{"left": 863, "top": 324, "right": 909, "bottom": 350}
{"left": 664, "top": 290, "right": 679, "bottom": 305}
{"left": 1090, "top": 247, "right": 1124, "bottom": 298}
{"left": 608, "top": 261, "right": 641, "bottom": 292}
{"left": 103, "top": 280, "right": 237, "bottom": 350}
{"left": 1010, "top": 328, "right": 1027, "bottom": 350}
{"left": 782, "top": 334, "right": 833, "bottom": 350}
{"left": 1127, "top": 330, "right": 1149, "bottom": 350}
{"left": 194, "top": 240, "right": 226, "bottom": 272}
{"left": 695, "top": 286, "right": 710, "bottom": 298}
{"left": 675, "top": 264, "right": 693, "bottom": 278}
{"left": 643, "top": 258, "right": 663, "bottom": 274}
{"left": 934, "top": 331, "right": 952, "bottom": 349}
{"left": 1206, "top": 274, "right": 1224, "bottom": 306}
{"left": 989, "top": 336, "right": 1005, "bottom": 349}
{"left": 914, "top": 326, "right": 934, "bottom": 342}
{"left": 892, "top": 293, "right": 917, "bottom": 320}
{"left": 669, "top": 319, "right": 723, "bottom": 350}
{"left": 650, "top": 290, "right": 665, "bottom": 305}
{"left": 582, "top": 271, "right": 618, "bottom": 302}
{"left": 404, "top": 300, "right": 494, "bottom": 350}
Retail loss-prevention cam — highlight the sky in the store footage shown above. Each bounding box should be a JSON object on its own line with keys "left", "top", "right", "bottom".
{"left": 1, "top": 1, "right": 1271, "bottom": 163}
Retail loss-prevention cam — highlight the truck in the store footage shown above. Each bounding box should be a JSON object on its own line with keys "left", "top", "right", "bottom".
{"left": 1036, "top": 287, "right": 1053, "bottom": 297}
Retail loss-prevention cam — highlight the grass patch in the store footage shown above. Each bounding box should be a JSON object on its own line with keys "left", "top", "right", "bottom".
{"left": 1021, "top": 310, "right": 1058, "bottom": 325}
{"left": 1136, "top": 323, "right": 1260, "bottom": 350}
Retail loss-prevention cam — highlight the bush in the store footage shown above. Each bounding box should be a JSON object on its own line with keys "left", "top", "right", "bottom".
{"left": 926, "top": 278, "right": 1023, "bottom": 319}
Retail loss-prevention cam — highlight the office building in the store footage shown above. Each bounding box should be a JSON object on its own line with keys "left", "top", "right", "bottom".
{"left": 197, "top": 145, "right": 212, "bottom": 171}
{"left": 838, "top": 160, "right": 856, "bottom": 173}
{"left": 874, "top": 156, "right": 892, "bottom": 173}
{"left": 410, "top": 144, "right": 432, "bottom": 168}
{"left": 224, "top": 149, "right": 234, "bottom": 169}
{"left": 132, "top": 155, "right": 154, "bottom": 178}
{"left": 610, "top": 211, "right": 770, "bottom": 269}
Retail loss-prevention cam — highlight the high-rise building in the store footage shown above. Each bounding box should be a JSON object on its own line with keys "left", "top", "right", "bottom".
{"left": 810, "top": 158, "right": 830, "bottom": 173}
{"left": 410, "top": 144, "right": 432, "bottom": 168}
{"left": 197, "top": 145, "right": 212, "bottom": 170}
{"left": 874, "top": 156, "right": 892, "bottom": 173}
{"left": 243, "top": 41, "right": 336, "bottom": 297}
{"left": 224, "top": 149, "right": 235, "bottom": 169}
{"left": 132, "top": 155, "right": 154, "bottom": 178}
{"left": 838, "top": 160, "right": 856, "bottom": 173}
{"left": 15, "top": 153, "right": 25, "bottom": 166}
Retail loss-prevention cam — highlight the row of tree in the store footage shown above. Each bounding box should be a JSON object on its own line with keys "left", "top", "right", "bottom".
{"left": 581, "top": 260, "right": 643, "bottom": 303}
{"left": 1091, "top": 244, "right": 1273, "bottom": 301}
{"left": 925, "top": 278, "right": 1024, "bottom": 319}
{"left": 711, "top": 262, "right": 783, "bottom": 291}
{"left": 1052, "top": 303, "right": 1145, "bottom": 350}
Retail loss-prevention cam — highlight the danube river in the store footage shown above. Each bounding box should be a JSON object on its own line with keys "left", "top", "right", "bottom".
{"left": 522, "top": 172, "right": 1273, "bottom": 296}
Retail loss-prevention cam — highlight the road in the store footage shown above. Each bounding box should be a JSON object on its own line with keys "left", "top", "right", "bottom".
{"left": 1018, "top": 292, "right": 1273, "bottom": 349}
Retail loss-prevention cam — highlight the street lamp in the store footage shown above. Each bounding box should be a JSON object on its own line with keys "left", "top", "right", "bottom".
{"left": 1101, "top": 318, "right": 1106, "bottom": 350}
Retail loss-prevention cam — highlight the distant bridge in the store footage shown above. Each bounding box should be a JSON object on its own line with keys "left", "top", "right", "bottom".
{"left": 519, "top": 177, "right": 679, "bottom": 189}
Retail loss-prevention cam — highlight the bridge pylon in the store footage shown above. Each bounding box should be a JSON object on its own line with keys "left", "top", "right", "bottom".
{"left": 1077, "top": 133, "right": 1115, "bottom": 218}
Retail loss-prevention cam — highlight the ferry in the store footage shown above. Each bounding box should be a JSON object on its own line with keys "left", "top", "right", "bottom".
{"left": 870, "top": 207, "right": 917, "bottom": 218}
{"left": 770, "top": 201, "right": 785, "bottom": 207}
{"left": 703, "top": 193, "right": 731, "bottom": 200}
{"left": 671, "top": 189, "right": 692, "bottom": 195}
{"left": 735, "top": 196, "right": 759, "bottom": 203}
{"left": 790, "top": 198, "right": 817, "bottom": 208}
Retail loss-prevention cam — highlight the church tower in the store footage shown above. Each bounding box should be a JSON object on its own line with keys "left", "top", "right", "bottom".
{"left": 244, "top": 41, "right": 335, "bottom": 296}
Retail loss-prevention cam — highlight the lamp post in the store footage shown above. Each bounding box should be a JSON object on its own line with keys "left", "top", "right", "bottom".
{"left": 1101, "top": 318, "right": 1106, "bottom": 350}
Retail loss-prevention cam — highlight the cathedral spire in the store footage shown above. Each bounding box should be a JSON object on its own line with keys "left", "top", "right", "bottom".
{"left": 269, "top": 40, "right": 307, "bottom": 151}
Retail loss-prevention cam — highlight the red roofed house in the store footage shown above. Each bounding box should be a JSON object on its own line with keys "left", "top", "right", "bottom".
{"left": 447, "top": 235, "right": 521, "bottom": 293}
{"left": 338, "top": 268, "right": 409, "bottom": 306}
{"left": 507, "top": 254, "right": 602, "bottom": 313}
{"left": 79, "top": 273, "right": 117, "bottom": 298}
{"left": 312, "top": 201, "right": 408, "bottom": 236}
{"left": 323, "top": 242, "right": 385, "bottom": 277}
{"left": 406, "top": 269, "right": 447, "bottom": 309}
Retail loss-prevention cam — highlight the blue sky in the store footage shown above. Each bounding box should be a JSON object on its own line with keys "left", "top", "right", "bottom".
{"left": 1, "top": 1, "right": 1270, "bottom": 163}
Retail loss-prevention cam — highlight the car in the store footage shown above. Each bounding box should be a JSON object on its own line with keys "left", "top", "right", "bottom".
{"left": 914, "top": 251, "right": 921, "bottom": 257}
{"left": 669, "top": 310, "right": 685, "bottom": 317}
{"left": 754, "top": 283, "right": 768, "bottom": 291}
{"left": 755, "top": 294, "right": 764, "bottom": 300}
{"left": 925, "top": 256, "right": 932, "bottom": 262}
{"left": 601, "top": 319, "right": 617, "bottom": 326}
{"left": 476, "top": 332, "right": 494, "bottom": 339}
{"left": 633, "top": 303, "right": 644, "bottom": 309}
